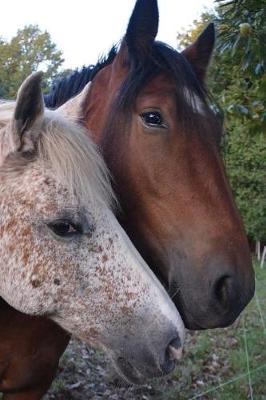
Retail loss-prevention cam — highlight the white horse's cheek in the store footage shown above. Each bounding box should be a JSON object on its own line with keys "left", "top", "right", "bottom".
{"left": 0, "top": 173, "right": 63, "bottom": 315}
{"left": 0, "top": 226, "right": 57, "bottom": 315}
{"left": 60, "top": 211, "right": 151, "bottom": 343}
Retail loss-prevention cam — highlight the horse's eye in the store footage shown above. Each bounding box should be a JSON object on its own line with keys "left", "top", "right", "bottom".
{"left": 140, "top": 111, "right": 166, "bottom": 128}
{"left": 48, "top": 220, "right": 82, "bottom": 237}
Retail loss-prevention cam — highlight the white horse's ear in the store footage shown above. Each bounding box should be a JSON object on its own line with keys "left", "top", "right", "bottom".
{"left": 11, "top": 71, "right": 44, "bottom": 152}
{"left": 57, "top": 82, "right": 91, "bottom": 120}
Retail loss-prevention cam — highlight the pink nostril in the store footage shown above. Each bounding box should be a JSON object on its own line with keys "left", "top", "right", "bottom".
{"left": 161, "top": 336, "right": 182, "bottom": 374}
{"left": 168, "top": 343, "right": 183, "bottom": 361}
{"left": 167, "top": 336, "right": 182, "bottom": 361}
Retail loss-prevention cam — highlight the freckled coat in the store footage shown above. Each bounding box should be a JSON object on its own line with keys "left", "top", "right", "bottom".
{"left": 0, "top": 72, "right": 184, "bottom": 396}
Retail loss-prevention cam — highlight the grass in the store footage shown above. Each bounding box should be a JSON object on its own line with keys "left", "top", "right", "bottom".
{"left": 155, "top": 262, "right": 266, "bottom": 400}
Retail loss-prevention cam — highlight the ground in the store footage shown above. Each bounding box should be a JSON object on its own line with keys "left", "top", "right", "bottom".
{"left": 43, "top": 264, "right": 266, "bottom": 400}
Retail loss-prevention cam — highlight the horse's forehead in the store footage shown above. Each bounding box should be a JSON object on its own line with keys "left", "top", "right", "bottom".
{"left": 136, "top": 74, "right": 208, "bottom": 117}
{"left": 140, "top": 74, "right": 176, "bottom": 96}
{"left": 3, "top": 165, "right": 63, "bottom": 211}
{"left": 22, "top": 166, "right": 56, "bottom": 192}
{"left": 92, "top": 62, "right": 175, "bottom": 105}
{"left": 135, "top": 76, "right": 177, "bottom": 111}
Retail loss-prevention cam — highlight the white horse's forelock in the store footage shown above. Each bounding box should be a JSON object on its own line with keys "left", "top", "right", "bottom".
{"left": 0, "top": 101, "right": 116, "bottom": 209}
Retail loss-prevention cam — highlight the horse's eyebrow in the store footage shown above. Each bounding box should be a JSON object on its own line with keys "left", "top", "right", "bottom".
{"left": 47, "top": 208, "right": 95, "bottom": 232}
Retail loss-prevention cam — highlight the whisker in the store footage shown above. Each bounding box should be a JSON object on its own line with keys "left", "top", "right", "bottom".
{"left": 243, "top": 317, "right": 253, "bottom": 400}
{"left": 170, "top": 286, "right": 181, "bottom": 300}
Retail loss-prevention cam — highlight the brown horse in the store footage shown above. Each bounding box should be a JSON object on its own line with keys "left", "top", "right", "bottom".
{"left": 0, "top": 299, "right": 69, "bottom": 400}
{"left": 0, "top": 0, "right": 254, "bottom": 399}
{"left": 49, "top": 0, "right": 254, "bottom": 329}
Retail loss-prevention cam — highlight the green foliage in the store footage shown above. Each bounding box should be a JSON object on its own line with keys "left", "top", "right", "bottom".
{"left": 177, "top": 0, "right": 266, "bottom": 240}
{"left": 224, "top": 127, "right": 265, "bottom": 240}
{"left": 0, "top": 25, "right": 64, "bottom": 99}
{"left": 176, "top": 12, "right": 215, "bottom": 49}
{"left": 215, "top": 0, "right": 265, "bottom": 74}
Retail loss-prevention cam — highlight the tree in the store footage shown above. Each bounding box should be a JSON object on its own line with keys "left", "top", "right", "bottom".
{"left": 177, "top": 0, "right": 266, "bottom": 241}
{"left": 0, "top": 25, "right": 64, "bottom": 99}
{"left": 177, "top": 12, "right": 215, "bottom": 49}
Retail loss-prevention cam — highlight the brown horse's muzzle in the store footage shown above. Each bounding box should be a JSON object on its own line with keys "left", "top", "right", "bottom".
{"left": 169, "top": 252, "right": 255, "bottom": 329}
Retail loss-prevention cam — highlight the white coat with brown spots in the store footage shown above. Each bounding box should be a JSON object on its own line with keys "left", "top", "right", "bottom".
{"left": 0, "top": 72, "right": 184, "bottom": 383}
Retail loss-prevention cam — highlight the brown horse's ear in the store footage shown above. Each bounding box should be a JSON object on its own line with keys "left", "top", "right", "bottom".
{"left": 11, "top": 71, "right": 44, "bottom": 152}
{"left": 182, "top": 23, "right": 215, "bottom": 82}
{"left": 125, "top": 0, "right": 159, "bottom": 60}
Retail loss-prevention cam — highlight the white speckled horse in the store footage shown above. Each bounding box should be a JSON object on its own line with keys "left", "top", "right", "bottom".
{"left": 0, "top": 73, "right": 184, "bottom": 390}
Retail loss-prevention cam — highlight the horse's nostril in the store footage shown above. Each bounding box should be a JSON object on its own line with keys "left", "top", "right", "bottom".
{"left": 214, "top": 275, "right": 231, "bottom": 309}
{"left": 161, "top": 335, "right": 182, "bottom": 374}
{"left": 168, "top": 337, "right": 182, "bottom": 361}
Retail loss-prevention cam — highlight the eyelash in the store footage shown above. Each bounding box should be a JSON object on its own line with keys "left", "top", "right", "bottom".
{"left": 47, "top": 220, "right": 83, "bottom": 238}
{"left": 140, "top": 111, "right": 167, "bottom": 129}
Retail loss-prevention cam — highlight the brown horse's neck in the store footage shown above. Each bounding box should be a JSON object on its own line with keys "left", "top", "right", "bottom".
{"left": 0, "top": 297, "right": 8, "bottom": 310}
{"left": 0, "top": 297, "right": 70, "bottom": 398}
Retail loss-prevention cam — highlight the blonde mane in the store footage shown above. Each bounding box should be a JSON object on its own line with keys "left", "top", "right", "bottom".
{"left": 0, "top": 101, "right": 116, "bottom": 209}
{"left": 0, "top": 101, "right": 14, "bottom": 129}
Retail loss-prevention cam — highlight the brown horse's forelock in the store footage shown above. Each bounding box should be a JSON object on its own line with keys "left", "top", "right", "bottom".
{"left": 102, "top": 42, "right": 223, "bottom": 149}
{"left": 118, "top": 42, "right": 207, "bottom": 112}
{"left": 44, "top": 40, "right": 223, "bottom": 143}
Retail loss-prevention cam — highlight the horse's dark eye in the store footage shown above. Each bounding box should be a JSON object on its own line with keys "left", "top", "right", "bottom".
{"left": 48, "top": 220, "right": 82, "bottom": 237}
{"left": 140, "top": 111, "right": 166, "bottom": 128}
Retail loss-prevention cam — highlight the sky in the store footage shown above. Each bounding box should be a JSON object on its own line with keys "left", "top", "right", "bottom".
{"left": 0, "top": 0, "right": 215, "bottom": 70}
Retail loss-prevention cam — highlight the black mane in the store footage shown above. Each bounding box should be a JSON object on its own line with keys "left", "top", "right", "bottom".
{"left": 44, "top": 46, "right": 117, "bottom": 109}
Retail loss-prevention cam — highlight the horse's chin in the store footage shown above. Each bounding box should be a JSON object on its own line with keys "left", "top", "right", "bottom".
{"left": 113, "top": 357, "right": 148, "bottom": 385}
{"left": 112, "top": 355, "right": 177, "bottom": 385}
